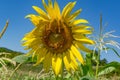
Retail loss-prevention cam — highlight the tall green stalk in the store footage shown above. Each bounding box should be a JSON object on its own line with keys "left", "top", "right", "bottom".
{"left": 95, "top": 14, "right": 102, "bottom": 79}
{"left": 95, "top": 49, "right": 100, "bottom": 78}
{"left": 99, "top": 14, "right": 103, "bottom": 38}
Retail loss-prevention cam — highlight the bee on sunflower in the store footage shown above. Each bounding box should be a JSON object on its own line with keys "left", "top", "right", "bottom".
{"left": 22, "top": 0, "right": 94, "bottom": 75}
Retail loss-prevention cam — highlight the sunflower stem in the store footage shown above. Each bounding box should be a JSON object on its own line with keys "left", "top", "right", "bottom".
{"left": 61, "top": 55, "right": 64, "bottom": 80}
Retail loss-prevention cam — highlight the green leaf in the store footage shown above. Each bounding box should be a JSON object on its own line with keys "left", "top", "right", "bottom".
{"left": 98, "top": 66, "right": 115, "bottom": 76}
{"left": 64, "top": 73, "right": 71, "bottom": 79}
{"left": 80, "top": 76, "right": 95, "bottom": 80}
{"left": 98, "top": 61, "right": 120, "bottom": 76}
{"left": 81, "top": 65, "right": 89, "bottom": 76}
{"left": 85, "top": 53, "right": 94, "bottom": 76}
{"left": 103, "top": 47, "right": 120, "bottom": 58}
{"left": 12, "top": 54, "right": 29, "bottom": 63}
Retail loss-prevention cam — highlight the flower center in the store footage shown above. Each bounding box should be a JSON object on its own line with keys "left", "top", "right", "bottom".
{"left": 49, "top": 33, "right": 64, "bottom": 44}
{"left": 48, "top": 33, "right": 65, "bottom": 49}
{"left": 42, "top": 20, "right": 73, "bottom": 53}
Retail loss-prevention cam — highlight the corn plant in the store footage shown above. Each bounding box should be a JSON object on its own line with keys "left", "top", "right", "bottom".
{"left": 90, "top": 15, "right": 120, "bottom": 79}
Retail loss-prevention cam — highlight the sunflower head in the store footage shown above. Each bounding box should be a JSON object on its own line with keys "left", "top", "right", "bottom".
{"left": 22, "top": 0, "right": 94, "bottom": 75}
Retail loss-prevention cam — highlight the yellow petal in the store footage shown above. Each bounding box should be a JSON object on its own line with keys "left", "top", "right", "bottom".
{"left": 68, "top": 9, "right": 82, "bottom": 21}
{"left": 74, "top": 38, "right": 95, "bottom": 44}
{"left": 32, "top": 6, "right": 49, "bottom": 20}
{"left": 32, "top": 49, "right": 37, "bottom": 60}
{"left": 32, "top": 47, "right": 45, "bottom": 60}
{"left": 54, "top": 0, "right": 61, "bottom": 18}
{"left": 22, "top": 38, "right": 42, "bottom": 50}
{"left": 34, "top": 55, "right": 44, "bottom": 66}
{"left": 42, "top": 0, "right": 55, "bottom": 18}
{"left": 25, "top": 49, "right": 34, "bottom": 56}
{"left": 52, "top": 54, "right": 62, "bottom": 75}
{"left": 63, "top": 52, "right": 71, "bottom": 72}
{"left": 74, "top": 41, "right": 92, "bottom": 53}
{"left": 71, "top": 45, "right": 84, "bottom": 64}
{"left": 22, "top": 38, "right": 36, "bottom": 45}
{"left": 62, "top": 2, "right": 76, "bottom": 19}
{"left": 71, "top": 19, "right": 88, "bottom": 25}
{"left": 72, "top": 25, "right": 91, "bottom": 30}
{"left": 42, "top": 0, "right": 48, "bottom": 10}
{"left": 69, "top": 50, "right": 78, "bottom": 70}
{"left": 73, "top": 34, "right": 87, "bottom": 39}
{"left": 25, "top": 14, "right": 47, "bottom": 27}
{"left": 43, "top": 52, "right": 52, "bottom": 72}
{"left": 34, "top": 48, "right": 47, "bottom": 66}
{"left": 52, "top": 54, "right": 56, "bottom": 72}
{"left": 48, "top": 0, "right": 53, "bottom": 8}
{"left": 72, "top": 29, "right": 92, "bottom": 34}
{"left": 30, "top": 27, "right": 43, "bottom": 37}
{"left": 25, "top": 14, "right": 41, "bottom": 27}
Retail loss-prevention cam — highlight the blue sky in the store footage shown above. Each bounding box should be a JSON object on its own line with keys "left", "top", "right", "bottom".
{"left": 0, "top": 0, "right": 120, "bottom": 62}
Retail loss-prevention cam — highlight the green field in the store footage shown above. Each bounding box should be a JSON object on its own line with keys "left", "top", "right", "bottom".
{"left": 0, "top": 47, "right": 120, "bottom": 80}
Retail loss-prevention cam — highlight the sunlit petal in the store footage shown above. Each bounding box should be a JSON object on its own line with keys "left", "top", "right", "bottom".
{"left": 62, "top": 2, "right": 76, "bottom": 19}
{"left": 71, "top": 45, "right": 84, "bottom": 64}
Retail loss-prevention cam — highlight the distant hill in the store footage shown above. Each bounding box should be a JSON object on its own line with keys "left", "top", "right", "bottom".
{"left": 0, "top": 47, "right": 24, "bottom": 58}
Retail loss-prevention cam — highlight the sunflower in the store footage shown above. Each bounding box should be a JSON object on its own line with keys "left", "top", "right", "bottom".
{"left": 22, "top": 0, "right": 94, "bottom": 75}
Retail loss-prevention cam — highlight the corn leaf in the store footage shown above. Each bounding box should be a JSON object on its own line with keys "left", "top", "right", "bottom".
{"left": 98, "top": 61, "right": 120, "bottom": 76}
